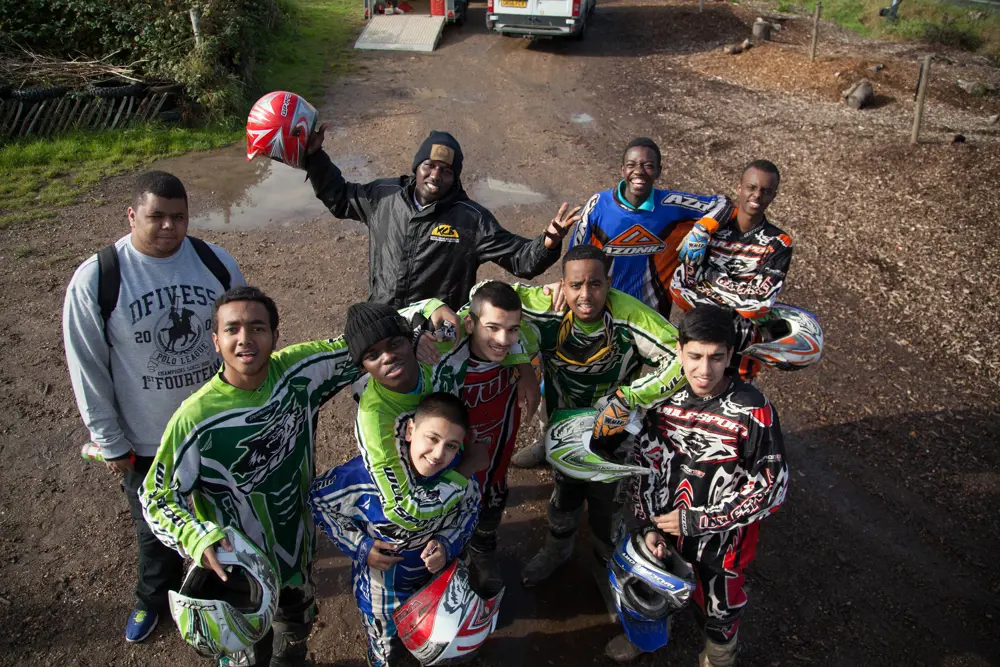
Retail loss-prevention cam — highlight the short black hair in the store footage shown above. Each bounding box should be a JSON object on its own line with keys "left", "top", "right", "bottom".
{"left": 562, "top": 244, "right": 611, "bottom": 277}
{"left": 622, "top": 137, "right": 662, "bottom": 169}
{"left": 677, "top": 305, "right": 736, "bottom": 350}
{"left": 213, "top": 286, "right": 279, "bottom": 332}
{"left": 414, "top": 392, "right": 470, "bottom": 435}
{"left": 470, "top": 281, "right": 522, "bottom": 318}
{"left": 742, "top": 159, "right": 780, "bottom": 186}
{"left": 132, "top": 170, "right": 188, "bottom": 209}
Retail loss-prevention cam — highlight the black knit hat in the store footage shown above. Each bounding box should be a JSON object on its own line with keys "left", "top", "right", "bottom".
{"left": 622, "top": 137, "right": 661, "bottom": 167}
{"left": 344, "top": 302, "right": 412, "bottom": 365}
{"left": 412, "top": 130, "right": 464, "bottom": 177}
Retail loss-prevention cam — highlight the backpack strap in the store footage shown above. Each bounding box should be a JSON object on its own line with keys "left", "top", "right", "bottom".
{"left": 188, "top": 236, "right": 232, "bottom": 291}
{"left": 96, "top": 244, "right": 121, "bottom": 347}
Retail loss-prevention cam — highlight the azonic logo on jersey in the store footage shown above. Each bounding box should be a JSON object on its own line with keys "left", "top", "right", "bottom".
{"left": 232, "top": 380, "right": 310, "bottom": 493}
{"left": 604, "top": 224, "right": 665, "bottom": 256}
{"left": 661, "top": 193, "right": 712, "bottom": 213}
{"left": 430, "top": 224, "right": 460, "bottom": 243}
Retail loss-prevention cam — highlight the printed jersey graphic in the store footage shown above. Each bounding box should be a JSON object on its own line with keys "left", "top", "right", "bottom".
{"left": 512, "top": 284, "right": 685, "bottom": 417}
{"left": 572, "top": 188, "right": 733, "bottom": 314}
{"left": 626, "top": 381, "right": 788, "bottom": 553}
{"left": 605, "top": 224, "right": 666, "bottom": 255}
{"left": 670, "top": 214, "right": 793, "bottom": 321}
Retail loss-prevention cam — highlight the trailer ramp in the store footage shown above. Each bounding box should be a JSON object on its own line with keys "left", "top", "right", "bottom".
{"left": 354, "top": 15, "right": 447, "bottom": 52}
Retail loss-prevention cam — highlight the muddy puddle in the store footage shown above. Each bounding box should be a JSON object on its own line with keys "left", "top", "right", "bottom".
{"left": 152, "top": 144, "right": 374, "bottom": 232}
{"left": 469, "top": 177, "right": 549, "bottom": 211}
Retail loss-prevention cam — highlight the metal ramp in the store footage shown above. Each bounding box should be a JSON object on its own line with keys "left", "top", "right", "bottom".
{"left": 354, "top": 15, "right": 447, "bottom": 52}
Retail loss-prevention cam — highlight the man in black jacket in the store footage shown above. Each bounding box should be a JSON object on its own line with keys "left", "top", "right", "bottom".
{"left": 305, "top": 128, "right": 580, "bottom": 311}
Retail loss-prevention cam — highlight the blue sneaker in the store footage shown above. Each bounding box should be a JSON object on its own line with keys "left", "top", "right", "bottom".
{"left": 124, "top": 605, "right": 158, "bottom": 643}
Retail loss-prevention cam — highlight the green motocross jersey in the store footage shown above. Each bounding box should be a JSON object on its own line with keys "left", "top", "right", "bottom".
{"left": 141, "top": 337, "right": 359, "bottom": 586}
{"left": 356, "top": 303, "right": 538, "bottom": 535}
{"left": 511, "top": 284, "right": 686, "bottom": 417}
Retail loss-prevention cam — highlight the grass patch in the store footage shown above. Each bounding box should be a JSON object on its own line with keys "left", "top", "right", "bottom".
{"left": 259, "top": 0, "right": 364, "bottom": 100}
{"left": 13, "top": 246, "right": 34, "bottom": 258}
{"left": 781, "top": 0, "right": 1000, "bottom": 58}
{"left": 1, "top": 0, "right": 362, "bottom": 228}
{"left": 0, "top": 123, "right": 241, "bottom": 226}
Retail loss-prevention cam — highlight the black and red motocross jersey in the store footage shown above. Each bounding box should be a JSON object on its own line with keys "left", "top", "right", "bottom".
{"left": 670, "top": 213, "right": 793, "bottom": 322}
{"left": 625, "top": 379, "right": 788, "bottom": 565}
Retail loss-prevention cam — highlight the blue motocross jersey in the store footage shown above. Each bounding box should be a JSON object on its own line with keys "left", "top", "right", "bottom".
{"left": 572, "top": 184, "right": 733, "bottom": 314}
{"left": 310, "top": 455, "right": 480, "bottom": 568}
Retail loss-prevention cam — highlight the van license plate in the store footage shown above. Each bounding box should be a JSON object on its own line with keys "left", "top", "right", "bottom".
{"left": 501, "top": 1, "right": 528, "bottom": 6}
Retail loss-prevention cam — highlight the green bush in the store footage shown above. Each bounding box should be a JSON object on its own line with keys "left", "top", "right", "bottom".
{"left": 0, "top": 0, "right": 281, "bottom": 117}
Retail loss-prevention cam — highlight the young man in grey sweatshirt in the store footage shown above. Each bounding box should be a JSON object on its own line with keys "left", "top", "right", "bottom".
{"left": 62, "top": 170, "right": 245, "bottom": 644}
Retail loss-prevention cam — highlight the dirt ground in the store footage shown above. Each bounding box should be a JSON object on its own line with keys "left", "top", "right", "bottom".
{"left": 2, "top": 0, "right": 999, "bottom": 665}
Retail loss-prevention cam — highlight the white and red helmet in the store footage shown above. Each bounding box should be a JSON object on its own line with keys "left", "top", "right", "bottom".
{"left": 246, "top": 91, "right": 318, "bottom": 169}
{"left": 743, "top": 303, "right": 824, "bottom": 370}
{"left": 393, "top": 559, "right": 504, "bottom": 665}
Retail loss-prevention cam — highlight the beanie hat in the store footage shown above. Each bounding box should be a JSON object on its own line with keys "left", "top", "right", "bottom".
{"left": 412, "top": 130, "right": 464, "bottom": 177}
{"left": 344, "top": 302, "right": 413, "bottom": 365}
{"left": 622, "top": 137, "right": 661, "bottom": 167}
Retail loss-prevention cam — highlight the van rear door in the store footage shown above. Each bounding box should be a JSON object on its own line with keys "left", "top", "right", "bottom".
{"left": 535, "top": 0, "right": 573, "bottom": 18}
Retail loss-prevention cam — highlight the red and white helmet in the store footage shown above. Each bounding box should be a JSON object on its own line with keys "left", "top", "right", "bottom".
{"left": 246, "top": 91, "right": 318, "bottom": 169}
{"left": 393, "top": 559, "right": 504, "bottom": 665}
{"left": 742, "top": 303, "right": 823, "bottom": 370}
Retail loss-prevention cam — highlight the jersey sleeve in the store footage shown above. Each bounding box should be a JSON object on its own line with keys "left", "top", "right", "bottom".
{"left": 509, "top": 283, "right": 560, "bottom": 355}
{"left": 570, "top": 193, "right": 601, "bottom": 249}
{"left": 273, "top": 337, "right": 363, "bottom": 408}
{"left": 62, "top": 262, "right": 132, "bottom": 460}
{"left": 140, "top": 411, "right": 226, "bottom": 565}
{"left": 310, "top": 467, "right": 376, "bottom": 565}
{"left": 693, "top": 195, "right": 736, "bottom": 235}
{"left": 434, "top": 479, "right": 482, "bottom": 562}
{"left": 679, "top": 400, "right": 789, "bottom": 536}
{"left": 356, "top": 402, "right": 469, "bottom": 533}
{"left": 618, "top": 299, "right": 687, "bottom": 409}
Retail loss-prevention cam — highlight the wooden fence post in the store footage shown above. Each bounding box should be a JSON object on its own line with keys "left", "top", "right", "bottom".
{"left": 911, "top": 55, "right": 932, "bottom": 145}
{"left": 810, "top": 2, "right": 822, "bottom": 61}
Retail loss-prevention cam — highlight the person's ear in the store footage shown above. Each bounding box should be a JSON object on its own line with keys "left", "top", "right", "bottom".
{"left": 463, "top": 314, "right": 474, "bottom": 336}
{"left": 405, "top": 418, "right": 414, "bottom": 442}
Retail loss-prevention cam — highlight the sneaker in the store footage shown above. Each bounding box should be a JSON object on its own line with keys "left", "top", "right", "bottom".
{"left": 393, "top": 6, "right": 406, "bottom": 13}
{"left": 605, "top": 633, "right": 644, "bottom": 663}
{"left": 124, "top": 605, "right": 158, "bottom": 643}
{"left": 511, "top": 438, "right": 546, "bottom": 468}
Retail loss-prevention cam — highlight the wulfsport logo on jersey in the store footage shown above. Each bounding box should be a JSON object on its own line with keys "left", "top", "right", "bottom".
{"left": 605, "top": 224, "right": 665, "bottom": 256}
{"left": 430, "top": 224, "right": 460, "bottom": 243}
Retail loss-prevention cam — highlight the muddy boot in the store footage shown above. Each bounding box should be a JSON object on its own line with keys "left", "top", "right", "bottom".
{"left": 512, "top": 412, "right": 549, "bottom": 468}
{"left": 604, "top": 633, "right": 643, "bottom": 663}
{"left": 469, "top": 547, "right": 504, "bottom": 597}
{"left": 520, "top": 505, "right": 582, "bottom": 586}
{"left": 699, "top": 634, "right": 739, "bottom": 667}
{"left": 511, "top": 434, "right": 546, "bottom": 468}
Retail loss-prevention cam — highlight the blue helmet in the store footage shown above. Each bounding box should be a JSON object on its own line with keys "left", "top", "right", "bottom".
{"left": 607, "top": 532, "right": 696, "bottom": 652}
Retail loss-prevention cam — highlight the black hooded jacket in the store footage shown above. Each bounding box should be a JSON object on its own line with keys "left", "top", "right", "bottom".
{"left": 306, "top": 150, "right": 561, "bottom": 311}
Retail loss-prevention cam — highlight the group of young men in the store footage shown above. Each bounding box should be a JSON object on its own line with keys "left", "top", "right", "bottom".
{"left": 64, "top": 122, "right": 796, "bottom": 667}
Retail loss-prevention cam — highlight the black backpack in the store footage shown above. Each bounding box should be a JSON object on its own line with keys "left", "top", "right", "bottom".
{"left": 97, "top": 236, "right": 232, "bottom": 346}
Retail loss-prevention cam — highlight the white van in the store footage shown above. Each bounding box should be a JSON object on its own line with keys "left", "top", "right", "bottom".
{"left": 486, "top": 0, "right": 595, "bottom": 39}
